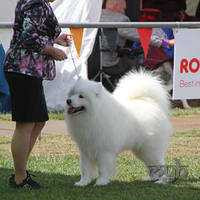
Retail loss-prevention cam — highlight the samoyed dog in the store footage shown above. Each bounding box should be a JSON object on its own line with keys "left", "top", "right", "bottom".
{"left": 65, "top": 70, "right": 172, "bottom": 186}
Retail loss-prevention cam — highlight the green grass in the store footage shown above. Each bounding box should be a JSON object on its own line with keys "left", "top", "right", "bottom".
{"left": 1, "top": 108, "right": 200, "bottom": 199}
{"left": 0, "top": 113, "right": 11, "bottom": 121}
{"left": 171, "top": 107, "right": 200, "bottom": 117}
{"left": 1, "top": 107, "right": 200, "bottom": 121}
{"left": 173, "top": 129, "right": 200, "bottom": 137}
{"left": 48, "top": 111, "right": 66, "bottom": 120}
{"left": 1, "top": 155, "right": 200, "bottom": 200}
{"left": 0, "top": 111, "right": 66, "bottom": 121}
{"left": 1, "top": 133, "right": 200, "bottom": 200}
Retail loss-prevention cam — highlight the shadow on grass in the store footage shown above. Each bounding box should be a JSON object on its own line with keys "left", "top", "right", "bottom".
{"left": 1, "top": 167, "right": 200, "bottom": 200}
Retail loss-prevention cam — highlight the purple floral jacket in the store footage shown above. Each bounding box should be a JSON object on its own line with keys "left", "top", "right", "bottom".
{"left": 3, "top": 0, "right": 61, "bottom": 80}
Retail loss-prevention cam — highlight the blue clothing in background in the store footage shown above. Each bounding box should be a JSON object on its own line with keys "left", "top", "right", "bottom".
{"left": 162, "top": 28, "right": 174, "bottom": 58}
{"left": 132, "top": 28, "right": 174, "bottom": 59}
{"left": 0, "top": 43, "right": 11, "bottom": 113}
{"left": 0, "top": 43, "right": 8, "bottom": 95}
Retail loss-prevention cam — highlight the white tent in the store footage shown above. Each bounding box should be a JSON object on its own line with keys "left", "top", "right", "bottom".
{"left": 0, "top": 0, "right": 17, "bottom": 50}
{"left": 0, "top": 0, "right": 103, "bottom": 111}
{"left": 44, "top": 0, "right": 103, "bottom": 111}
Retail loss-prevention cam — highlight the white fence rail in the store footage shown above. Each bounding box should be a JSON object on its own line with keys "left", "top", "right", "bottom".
{"left": 1, "top": 22, "right": 200, "bottom": 28}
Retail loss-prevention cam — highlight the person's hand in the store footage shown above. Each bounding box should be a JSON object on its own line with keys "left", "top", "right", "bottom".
{"left": 51, "top": 48, "right": 67, "bottom": 61}
{"left": 169, "top": 39, "right": 175, "bottom": 47}
{"left": 55, "top": 33, "right": 73, "bottom": 47}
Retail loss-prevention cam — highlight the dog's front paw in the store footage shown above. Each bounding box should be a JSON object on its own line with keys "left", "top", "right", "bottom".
{"left": 75, "top": 179, "right": 91, "bottom": 187}
{"left": 95, "top": 177, "right": 110, "bottom": 186}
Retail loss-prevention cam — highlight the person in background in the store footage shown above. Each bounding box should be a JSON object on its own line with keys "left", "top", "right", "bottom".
{"left": 3, "top": 0, "right": 71, "bottom": 189}
{"left": 98, "top": 0, "right": 174, "bottom": 91}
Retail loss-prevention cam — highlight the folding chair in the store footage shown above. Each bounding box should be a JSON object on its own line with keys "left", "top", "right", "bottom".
{"left": 88, "top": 28, "right": 118, "bottom": 92}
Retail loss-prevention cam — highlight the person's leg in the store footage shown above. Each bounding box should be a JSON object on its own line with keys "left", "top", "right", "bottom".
{"left": 27, "top": 122, "right": 46, "bottom": 157}
{"left": 5, "top": 73, "right": 48, "bottom": 188}
{"left": 11, "top": 122, "right": 35, "bottom": 184}
{"left": 12, "top": 121, "right": 46, "bottom": 184}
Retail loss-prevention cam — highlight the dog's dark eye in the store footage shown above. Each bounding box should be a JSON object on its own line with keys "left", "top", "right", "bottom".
{"left": 79, "top": 95, "right": 84, "bottom": 98}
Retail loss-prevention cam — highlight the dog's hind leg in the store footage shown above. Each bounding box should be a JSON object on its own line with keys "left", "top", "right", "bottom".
{"left": 137, "top": 147, "right": 171, "bottom": 183}
{"left": 135, "top": 144, "right": 167, "bottom": 181}
{"left": 95, "top": 153, "right": 116, "bottom": 186}
{"left": 75, "top": 152, "right": 97, "bottom": 186}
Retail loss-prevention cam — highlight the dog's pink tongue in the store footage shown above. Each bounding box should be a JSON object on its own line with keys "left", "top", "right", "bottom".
{"left": 68, "top": 107, "right": 81, "bottom": 114}
{"left": 68, "top": 107, "right": 75, "bottom": 114}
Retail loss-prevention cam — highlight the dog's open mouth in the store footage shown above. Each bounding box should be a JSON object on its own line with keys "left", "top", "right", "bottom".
{"left": 68, "top": 106, "right": 85, "bottom": 114}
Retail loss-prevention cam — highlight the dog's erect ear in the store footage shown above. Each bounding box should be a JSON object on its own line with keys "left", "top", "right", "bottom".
{"left": 95, "top": 82, "right": 103, "bottom": 98}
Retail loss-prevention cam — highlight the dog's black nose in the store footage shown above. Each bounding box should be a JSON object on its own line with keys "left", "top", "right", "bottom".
{"left": 66, "top": 99, "right": 72, "bottom": 105}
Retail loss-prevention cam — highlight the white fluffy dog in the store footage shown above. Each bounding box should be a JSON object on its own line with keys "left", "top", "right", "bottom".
{"left": 65, "top": 70, "right": 172, "bottom": 186}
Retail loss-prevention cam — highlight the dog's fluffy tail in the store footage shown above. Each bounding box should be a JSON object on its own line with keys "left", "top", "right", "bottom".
{"left": 113, "top": 70, "right": 170, "bottom": 115}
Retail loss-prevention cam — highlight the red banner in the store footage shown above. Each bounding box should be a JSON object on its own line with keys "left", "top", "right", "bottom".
{"left": 137, "top": 28, "right": 152, "bottom": 59}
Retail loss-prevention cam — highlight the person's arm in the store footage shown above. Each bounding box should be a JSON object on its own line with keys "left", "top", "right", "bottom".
{"left": 117, "top": 16, "right": 169, "bottom": 48}
{"left": 118, "top": 28, "right": 166, "bottom": 47}
{"left": 22, "top": 4, "right": 67, "bottom": 60}
{"left": 41, "top": 45, "right": 67, "bottom": 61}
{"left": 22, "top": 5, "right": 52, "bottom": 52}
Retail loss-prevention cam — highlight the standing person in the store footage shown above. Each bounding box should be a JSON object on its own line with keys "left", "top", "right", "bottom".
{"left": 3, "top": 0, "right": 71, "bottom": 189}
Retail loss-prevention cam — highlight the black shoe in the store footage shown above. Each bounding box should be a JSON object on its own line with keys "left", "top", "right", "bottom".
{"left": 9, "top": 174, "right": 15, "bottom": 185}
{"left": 9, "top": 171, "right": 41, "bottom": 189}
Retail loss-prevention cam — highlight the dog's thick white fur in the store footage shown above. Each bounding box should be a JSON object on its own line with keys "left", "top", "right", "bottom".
{"left": 153, "top": 61, "right": 190, "bottom": 109}
{"left": 65, "top": 70, "right": 172, "bottom": 186}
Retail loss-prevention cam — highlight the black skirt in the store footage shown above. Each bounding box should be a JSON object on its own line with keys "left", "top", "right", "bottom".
{"left": 4, "top": 72, "right": 49, "bottom": 122}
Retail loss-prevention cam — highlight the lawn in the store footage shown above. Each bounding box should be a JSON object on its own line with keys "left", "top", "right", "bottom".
{"left": 0, "top": 106, "right": 200, "bottom": 121}
{"left": 1, "top": 133, "right": 200, "bottom": 200}
{"left": 0, "top": 108, "right": 200, "bottom": 199}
